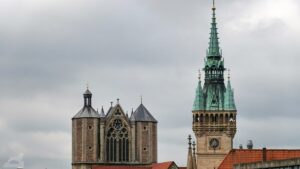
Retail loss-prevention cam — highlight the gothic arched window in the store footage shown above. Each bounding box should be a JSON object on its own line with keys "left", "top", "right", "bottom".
{"left": 106, "top": 119, "right": 129, "bottom": 162}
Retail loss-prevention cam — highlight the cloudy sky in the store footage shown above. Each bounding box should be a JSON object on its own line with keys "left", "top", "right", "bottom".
{"left": 0, "top": 0, "right": 300, "bottom": 168}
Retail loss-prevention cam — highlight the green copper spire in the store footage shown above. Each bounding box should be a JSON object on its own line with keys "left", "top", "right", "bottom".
{"left": 193, "top": 0, "right": 236, "bottom": 112}
{"left": 224, "top": 71, "right": 236, "bottom": 110}
{"left": 193, "top": 71, "right": 204, "bottom": 111}
{"left": 207, "top": 0, "right": 221, "bottom": 57}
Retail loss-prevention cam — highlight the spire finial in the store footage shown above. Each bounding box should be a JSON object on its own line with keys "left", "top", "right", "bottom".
{"left": 110, "top": 101, "right": 113, "bottom": 107}
{"left": 86, "top": 82, "right": 89, "bottom": 90}
{"left": 140, "top": 95, "right": 143, "bottom": 104}
{"left": 228, "top": 69, "right": 231, "bottom": 80}
{"left": 188, "top": 135, "right": 192, "bottom": 149}
{"left": 198, "top": 69, "right": 201, "bottom": 81}
{"left": 117, "top": 98, "right": 120, "bottom": 104}
{"left": 212, "top": 0, "right": 216, "bottom": 10}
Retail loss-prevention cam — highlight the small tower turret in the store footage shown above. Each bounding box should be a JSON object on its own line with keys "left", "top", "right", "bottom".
{"left": 131, "top": 101, "right": 157, "bottom": 164}
{"left": 72, "top": 88, "right": 100, "bottom": 169}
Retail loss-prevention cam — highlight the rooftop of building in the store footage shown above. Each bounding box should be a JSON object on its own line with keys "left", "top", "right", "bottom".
{"left": 218, "top": 148, "right": 300, "bottom": 169}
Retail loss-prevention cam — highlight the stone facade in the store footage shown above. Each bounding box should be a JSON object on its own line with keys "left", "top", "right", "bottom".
{"left": 72, "top": 90, "right": 158, "bottom": 169}
{"left": 193, "top": 110, "right": 236, "bottom": 169}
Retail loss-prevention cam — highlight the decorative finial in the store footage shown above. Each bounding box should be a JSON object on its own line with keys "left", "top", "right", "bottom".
{"left": 228, "top": 69, "right": 231, "bottom": 80}
{"left": 140, "top": 95, "right": 143, "bottom": 104}
{"left": 192, "top": 141, "right": 196, "bottom": 155}
{"left": 110, "top": 101, "right": 113, "bottom": 107}
{"left": 188, "top": 135, "right": 192, "bottom": 149}
{"left": 117, "top": 98, "right": 120, "bottom": 104}
{"left": 131, "top": 108, "right": 134, "bottom": 114}
{"left": 86, "top": 82, "right": 89, "bottom": 90}
{"left": 212, "top": 0, "right": 216, "bottom": 10}
{"left": 198, "top": 69, "right": 201, "bottom": 81}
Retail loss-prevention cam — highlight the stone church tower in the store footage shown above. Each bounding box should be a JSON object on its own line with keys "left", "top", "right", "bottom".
{"left": 192, "top": 1, "right": 237, "bottom": 169}
{"left": 72, "top": 89, "right": 157, "bottom": 169}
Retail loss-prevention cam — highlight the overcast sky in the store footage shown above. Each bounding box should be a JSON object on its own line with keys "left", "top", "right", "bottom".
{"left": 0, "top": 0, "right": 300, "bottom": 168}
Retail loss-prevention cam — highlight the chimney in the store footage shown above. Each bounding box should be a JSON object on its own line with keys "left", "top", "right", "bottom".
{"left": 262, "top": 147, "right": 267, "bottom": 162}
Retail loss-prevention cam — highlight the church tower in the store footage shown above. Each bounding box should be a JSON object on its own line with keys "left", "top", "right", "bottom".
{"left": 192, "top": 1, "right": 237, "bottom": 169}
{"left": 72, "top": 89, "right": 100, "bottom": 169}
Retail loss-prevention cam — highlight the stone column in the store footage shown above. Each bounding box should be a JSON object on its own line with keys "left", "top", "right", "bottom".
{"left": 131, "top": 121, "right": 136, "bottom": 162}
{"left": 99, "top": 120, "right": 105, "bottom": 162}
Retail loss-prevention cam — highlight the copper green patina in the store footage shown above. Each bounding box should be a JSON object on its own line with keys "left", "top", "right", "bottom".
{"left": 193, "top": 1, "right": 236, "bottom": 111}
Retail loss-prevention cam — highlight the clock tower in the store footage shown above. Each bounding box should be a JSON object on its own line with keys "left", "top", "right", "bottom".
{"left": 192, "top": 1, "right": 237, "bottom": 169}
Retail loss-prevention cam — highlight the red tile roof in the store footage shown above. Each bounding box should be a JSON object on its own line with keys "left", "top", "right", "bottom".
{"left": 93, "top": 166, "right": 151, "bottom": 169}
{"left": 92, "top": 161, "right": 176, "bottom": 169}
{"left": 218, "top": 149, "right": 300, "bottom": 169}
{"left": 152, "top": 161, "right": 174, "bottom": 169}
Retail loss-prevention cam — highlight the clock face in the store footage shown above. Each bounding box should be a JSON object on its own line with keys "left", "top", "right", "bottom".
{"left": 113, "top": 119, "right": 122, "bottom": 130}
{"left": 209, "top": 138, "right": 219, "bottom": 149}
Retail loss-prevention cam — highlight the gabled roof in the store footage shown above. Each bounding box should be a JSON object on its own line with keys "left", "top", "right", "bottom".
{"left": 73, "top": 107, "right": 100, "bottom": 119}
{"left": 218, "top": 149, "right": 300, "bottom": 169}
{"left": 106, "top": 104, "right": 126, "bottom": 118}
{"left": 130, "top": 103, "right": 157, "bottom": 123}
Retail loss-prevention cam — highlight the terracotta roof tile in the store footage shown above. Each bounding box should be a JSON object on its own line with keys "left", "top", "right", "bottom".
{"left": 218, "top": 149, "right": 300, "bottom": 169}
{"left": 92, "top": 166, "right": 151, "bottom": 169}
{"left": 152, "top": 161, "right": 174, "bottom": 169}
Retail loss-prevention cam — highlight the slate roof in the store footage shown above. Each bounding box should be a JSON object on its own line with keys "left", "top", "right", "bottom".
{"left": 84, "top": 89, "right": 92, "bottom": 95}
{"left": 218, "top": 149, "right": 300, "bottom": 169}
{"left": 130, "top": 104, "right": 157, "bottom": 122}
{"left": 73, "top": 107, "right": 100, "bottom": 119}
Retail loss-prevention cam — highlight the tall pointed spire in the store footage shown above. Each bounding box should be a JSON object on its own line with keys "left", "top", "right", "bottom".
{"left": 100, "top": 106, "right": 106, "bottom": 117}
{"left": 207, "top": 0, "right": 221, "bottom": 57}
{"left": 193, "top": 70, "right": 204, "bottom": 111}
{"left": 187, "top": 135, "right": 194, "bottom": 169}
{"left": 224, "top": 70, "right": 236, "bottom": 110}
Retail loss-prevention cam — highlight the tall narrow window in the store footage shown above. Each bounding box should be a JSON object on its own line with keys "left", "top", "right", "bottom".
{"left": 105, "top": 119, "right": 129, "bottom": 162}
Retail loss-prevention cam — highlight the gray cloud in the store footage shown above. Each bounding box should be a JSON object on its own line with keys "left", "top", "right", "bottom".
{"left": 0, "top": 0, "right": 300, "bottom": 168}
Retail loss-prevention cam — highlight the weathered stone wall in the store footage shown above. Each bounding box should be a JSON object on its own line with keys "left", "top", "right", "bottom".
{"left": 135, "top": 122, "right": 157, "bottom": 164}
{"left": 196, "top": 133, "right": 233, "bottom": 169}
{"left": 152, "top": 123, "right": 157, "bottom": 163}
{"left": 72, "top": 118, "right": 99, "bottom": 164}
